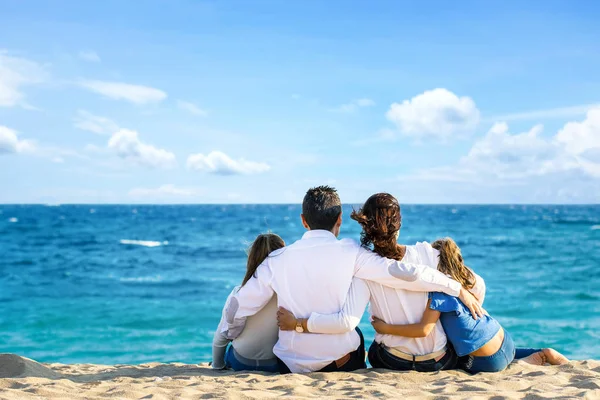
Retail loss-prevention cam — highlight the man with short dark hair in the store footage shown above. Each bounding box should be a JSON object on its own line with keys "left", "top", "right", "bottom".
{"left": 224, "top": 186, "right": 478, "bottom": 373}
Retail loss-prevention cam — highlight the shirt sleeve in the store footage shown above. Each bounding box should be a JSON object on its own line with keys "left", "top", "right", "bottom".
{"left": 354, "top": 246, "right": 461, "bottom": 296}
{"left": 469, "top": 268, "right": 486, "bottom": 304}
{"left": 222, "top": 260, "right": 275, "bottom": 340}
{"left": 307, "top": 278, "right": 370, "bottom": 334}
{"left": 211, "top": 291, "right": 235, "bottom": 369}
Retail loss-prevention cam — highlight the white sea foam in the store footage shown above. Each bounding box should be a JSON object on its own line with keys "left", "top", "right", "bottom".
{"left": 119, "top": 239, "right": 168, "bottom": 247}
{"left": 9, "top": 217, "right": 18, "bottom": 223}
{"left": 119, "top": 275, "right": 163, "bottom": 283}
{"left": 591, "top": 225, "right": 600, "bottom": 230}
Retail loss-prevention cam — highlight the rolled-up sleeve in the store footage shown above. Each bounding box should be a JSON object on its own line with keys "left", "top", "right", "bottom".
{"left": 307, "top": 278, "right": 370, "bottom": 334}
{"left": 354, "top": 246, "right": 461, "bottom": 296}
{"left": 223, "top": 260, "right": 275, "bottom": 340}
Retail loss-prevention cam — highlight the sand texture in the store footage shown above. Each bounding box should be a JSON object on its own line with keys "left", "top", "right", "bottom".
{"left": 0, "top": 354, "right": 598, "bottom": 399}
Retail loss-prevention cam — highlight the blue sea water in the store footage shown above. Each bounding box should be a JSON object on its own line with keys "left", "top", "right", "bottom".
{"left": 1, "top": 204, "right": 599, "bottom": 365}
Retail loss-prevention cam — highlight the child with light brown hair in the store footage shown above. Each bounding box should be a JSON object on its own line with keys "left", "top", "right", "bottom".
{"left": 371, "top": 237, "right": 569, "bottom": 374}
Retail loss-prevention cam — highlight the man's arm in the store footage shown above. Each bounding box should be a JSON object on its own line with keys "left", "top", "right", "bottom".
{"left": 354, "top": 246, "right": 461, "bottom": 296}
{"left": 277, "top": 278, "right": 370, "bottom": 334}
{"left": 223, "top": 260, "right": 275, "bottom": 340}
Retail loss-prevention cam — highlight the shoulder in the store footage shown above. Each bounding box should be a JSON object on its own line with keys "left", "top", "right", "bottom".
{"left": 340, "top": 238, "right": 360, "bottom": 248}
{"left": 407, "top": 241, "right": 440, "bottom": 267}
{"left": 428, "top": 292, "right": 462, "bottom": 313}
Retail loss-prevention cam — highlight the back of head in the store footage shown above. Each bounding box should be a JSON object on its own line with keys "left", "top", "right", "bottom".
{"left": 431, "top": 237, "right": 475, "bottom": 289}
{"left": 351, "top": 193, "right": 403, "bottom": 260}
{"left": 242, "top": 233, "right": 285, "bottom": 286}
{"left": 302, "top": 186, "right": 342, "bottom": 231}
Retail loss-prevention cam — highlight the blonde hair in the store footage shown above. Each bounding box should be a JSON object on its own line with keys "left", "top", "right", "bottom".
{"left": 431, "top": 237, "right": 475, "bottom": 290}
{"left": 242, "top": 233, "right": 285, "bottom": 287}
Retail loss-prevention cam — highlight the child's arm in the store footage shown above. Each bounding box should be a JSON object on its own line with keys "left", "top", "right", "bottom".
{"left": 371, "top": 300, "right": 441, "bottom": 338}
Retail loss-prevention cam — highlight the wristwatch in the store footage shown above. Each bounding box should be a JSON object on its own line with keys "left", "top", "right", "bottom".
{"left": 295, "top": 319, "right": 304, "bottom": 333}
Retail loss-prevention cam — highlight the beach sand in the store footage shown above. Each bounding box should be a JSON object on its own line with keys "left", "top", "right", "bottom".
{"left": 0, "top": 354, "right": 598, "bottom": 399}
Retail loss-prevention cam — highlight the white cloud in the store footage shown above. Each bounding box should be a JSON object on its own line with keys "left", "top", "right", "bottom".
{"left": 74, "top": 110, "right": 119, "bottom": 134}
{"left": 108, "top": 129, "right": 176, "bottom": 168}
{"left": 0, "top": 51, "right": 46, "bottom": 108}
{"left": 330, "top": 98, "right": 375, "bottom": 113}
{"left": 177, "top": 100, "right": 208, "bottom": 116}
{"left": 386, "top": 88, "right": 480, "bottom": 140}
{"left": 0, "top": 126, "right": 36, "bottom": 154}
{"left": 78, "top": 51, "right": 101, "bottom": 63}
{"left": 186, "top": 151, "right": 270, "bottom": 175}
{"left": 78, "top": 80, "right": 167, "bottom": 105}
{"left": 405, "top": 108, "right": 600, "bottom": 187}
{"left": 129, "top": 184, "right": 203, "bottom": 198}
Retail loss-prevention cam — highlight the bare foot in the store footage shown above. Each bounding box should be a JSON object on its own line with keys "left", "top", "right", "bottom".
{"left": 520, "top": 351, "right": 546, "bottom": 365}
{"left": 520, "top": 348, "right": 569, "bottom": 366}
{"left": 542, "top": 348, "right": 569, "bottom": 365}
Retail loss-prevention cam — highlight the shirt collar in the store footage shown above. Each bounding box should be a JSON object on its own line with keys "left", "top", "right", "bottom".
{"left": 302, "top": 229, "right": 337, "bottom": 240}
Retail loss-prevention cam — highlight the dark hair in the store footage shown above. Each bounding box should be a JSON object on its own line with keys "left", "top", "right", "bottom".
{"left": 302, "top": 186, "right": 342, "bottom": 231}
{"left": 242, "top": 233, "right": 285, "bottom": 287}
{"left": 432, "top": 238, "right": 475, "bottom": 290}
{"left": 350, "top": 193, "right": 404, "bottom": 260}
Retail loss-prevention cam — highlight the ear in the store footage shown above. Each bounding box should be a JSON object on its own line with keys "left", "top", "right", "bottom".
{"left": 336, "top": 212, "right": 343, "bottom": 227}
{"left": 300, "top": 214, "right": 310, "bottom": 230}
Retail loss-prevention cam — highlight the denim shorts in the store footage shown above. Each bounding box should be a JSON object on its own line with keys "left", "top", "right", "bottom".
{"left": 225, "top": 346, "right": 279, "bottom": 373}
{"left": 460, "top": 332, "right": 516, "bottom": 374}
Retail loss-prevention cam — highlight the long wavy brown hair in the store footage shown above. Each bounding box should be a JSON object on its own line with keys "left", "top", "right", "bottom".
{"left": 350, "top": 193, "right": 405, "bottom": 260}
{"left": 241, "top": 233, "right": 285, "bottom": 286}
{"left": 432, "top": 238, "right": 475, "bottom": 289}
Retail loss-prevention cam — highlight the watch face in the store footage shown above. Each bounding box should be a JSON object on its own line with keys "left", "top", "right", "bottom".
{"left": 295, "top": 326, "right": 303, "bottom": 333}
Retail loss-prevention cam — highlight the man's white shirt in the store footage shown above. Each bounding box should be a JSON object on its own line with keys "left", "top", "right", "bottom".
{"left": 223, "top": 230, "right": 462, "bottom": 373}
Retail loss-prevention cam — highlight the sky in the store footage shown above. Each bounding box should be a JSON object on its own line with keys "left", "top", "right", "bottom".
{"left": 1, "top": 0, "right": 599, "bottom": 204}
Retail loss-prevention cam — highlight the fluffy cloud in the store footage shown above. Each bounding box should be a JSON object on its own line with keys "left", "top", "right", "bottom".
{"left": 186, "top": 151, "right": 270, "bottom": 175}
{"left": 78, "top": 80, "right": 167, "bottom": 105}
{"left": 108, "top": 129, "right": 176, "bottom": 168}
{"left": 407, "top": 108, "right": 600, "bottom": 187}
{"left": 129, "top": 184, "right": 203, "bottom": 198}
{"left": 330, "top": 98, "right": 375, "bottom": 113}
{"left": 0, "top": 51, "right": 46, "bottom": 108}
{"left": 0, "top": 126, "right": 36, "bottom": 154}
{"left": 386, "top": 88, "right": 480, "bottom": 140}
{"left": 177, "top": 100, "right": 208, "bottom": 116}
{"left": 74, "top": 110, "right": 119, "bottom": 134}
{"left": 78, "top": 51, "right": 101, "bottom": 63}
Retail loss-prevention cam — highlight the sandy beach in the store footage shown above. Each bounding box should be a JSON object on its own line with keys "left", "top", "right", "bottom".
{"left": 0, "top": 354, "right": 598, "bottom": 399}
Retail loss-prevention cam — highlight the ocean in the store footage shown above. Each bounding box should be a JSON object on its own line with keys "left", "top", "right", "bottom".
{"left": 1, "top": 204, "right": 599, "bottom": 365}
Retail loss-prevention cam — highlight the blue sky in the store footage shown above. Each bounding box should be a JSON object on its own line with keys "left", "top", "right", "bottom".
{"left": 1, "top": 0, "right": 599, "bottom": 204}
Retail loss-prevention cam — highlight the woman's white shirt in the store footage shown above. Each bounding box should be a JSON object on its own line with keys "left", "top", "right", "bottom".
{"left": 307, "top": 242, "right": 486, "bottom": 356}
{"left": 212, "top": 287, "right": 279, "bottom": 369}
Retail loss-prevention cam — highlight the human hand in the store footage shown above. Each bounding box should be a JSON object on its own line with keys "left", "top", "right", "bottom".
{"left": 459, "top": 288, "right": 484, "bottom": 319}
{"left": 370, "top": 316, "right": 390, "bottom": 334}
{"left": 277, "top": 307, "right": 298, "bottom": 331}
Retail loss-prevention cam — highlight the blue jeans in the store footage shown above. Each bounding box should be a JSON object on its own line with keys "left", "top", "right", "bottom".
{"left": 368, "top": 341, "right": 458, "bottom": 372}
{"left": 225, "top": 346, "right": 279, "bottom": 373}
{"left": 277, "top": 327, "right": 367, "bottom": 374}
{"left": 459, "top": 332, "right": 542, "bottom": 374}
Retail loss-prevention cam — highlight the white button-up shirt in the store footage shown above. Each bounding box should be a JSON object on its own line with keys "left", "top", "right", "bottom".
{"left": 223, "top": 231, "right": 462, "bottom": 373}
{"left": 307, "top": 242, "right": 486, "bottom": 357}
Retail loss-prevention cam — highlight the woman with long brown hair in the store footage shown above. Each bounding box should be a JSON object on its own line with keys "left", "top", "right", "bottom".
{"left": 278, "top": 193, "right": 485, "bottom": 372}
{"left": 212, "top": 233, "right": 285, "bottom": 372}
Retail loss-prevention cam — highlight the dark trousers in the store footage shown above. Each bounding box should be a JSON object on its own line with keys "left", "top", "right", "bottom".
{"left": 368, "top": 340, "right": 457, "bottom": 372}
{"left": 277, "top": 327, "right": 367, "bottom": 374}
